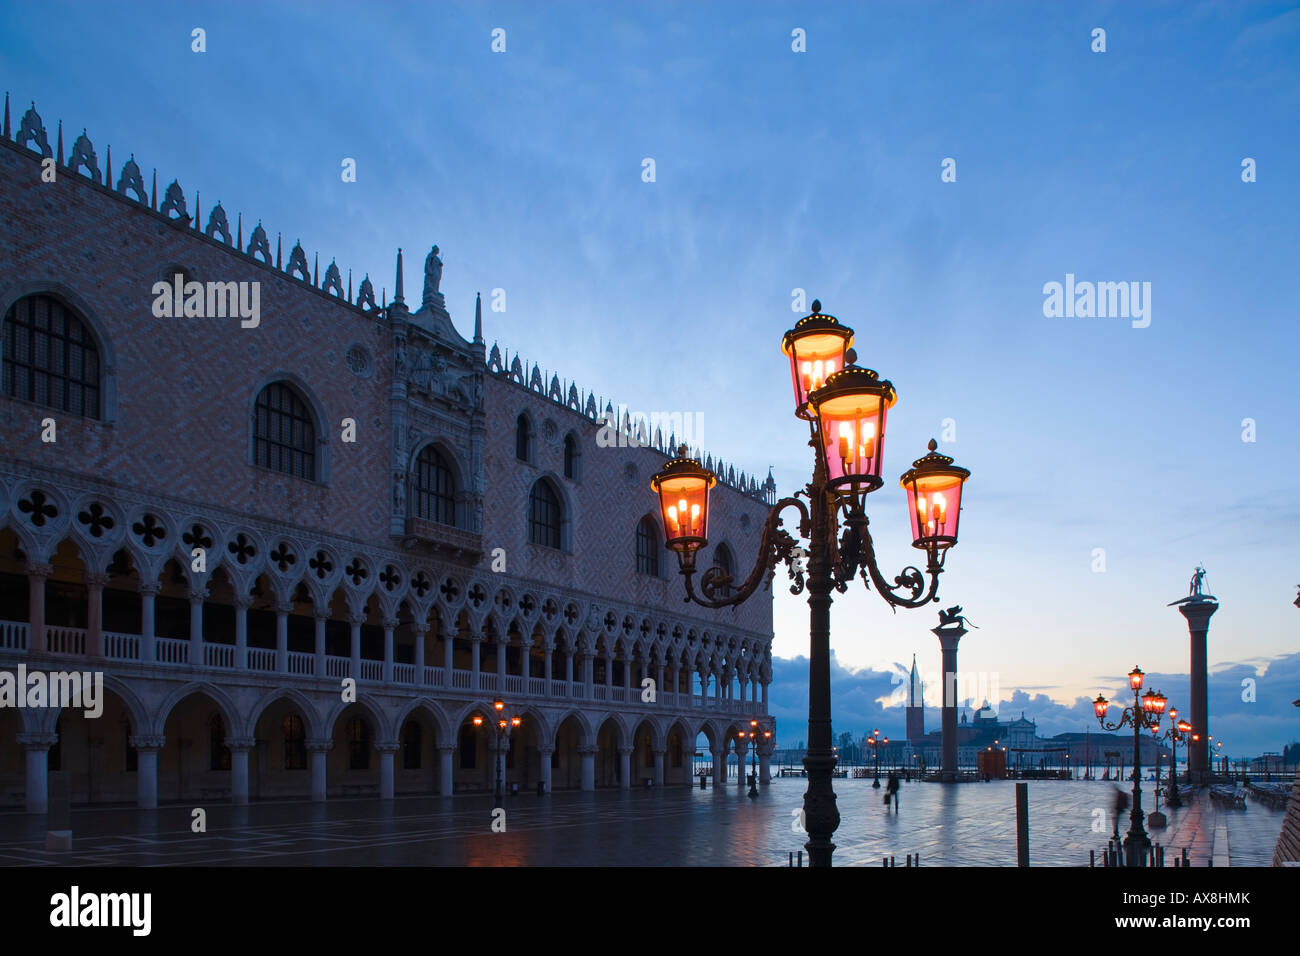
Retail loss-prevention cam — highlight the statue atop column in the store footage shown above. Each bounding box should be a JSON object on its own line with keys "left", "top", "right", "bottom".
{"left": 422, "top": 245, "right": 443, "bottom": 307}
{"left": 1168, "top": 565, "right": 1216, "bottom": 606}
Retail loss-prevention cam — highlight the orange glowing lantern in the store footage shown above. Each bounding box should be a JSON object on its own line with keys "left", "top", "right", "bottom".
{"left": 1128, "top": 666, "right": 1144, "bottom": 691}
{"left": 899, "top": 439, "right": 970, "bottom": 551}
{"left": 781, "top": 300, "right": 854, "bottom": 417}
{"left": 651, "top": 446, "right": 717, "bottom": 555}
{"left": 1093, "top": 694, "right": 1109, "bottom": 720}
{"left": 808, "top": 365, "right": 896, "bottom": 507}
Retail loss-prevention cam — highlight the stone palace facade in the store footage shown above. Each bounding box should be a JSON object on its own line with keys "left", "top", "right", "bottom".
{"left": 0, "top": 95, "right": 777, "bottom": 811}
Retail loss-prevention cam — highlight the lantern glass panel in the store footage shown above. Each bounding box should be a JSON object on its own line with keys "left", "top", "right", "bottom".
{"left": 655, "top": 474, "right": 711, "bottom": 551}
{"left": 816, "top": 389, "right": 891, "bottom": 495}
{"left": 903, "top": 472, "right": 964, "bottom": 547}
{"left": 786, "top": 332, "right": 849, "bottom": 411}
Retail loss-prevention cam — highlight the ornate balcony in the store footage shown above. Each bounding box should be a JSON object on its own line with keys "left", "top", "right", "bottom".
{"left": 401, "top": 516, "right": 483, "bottom": 563}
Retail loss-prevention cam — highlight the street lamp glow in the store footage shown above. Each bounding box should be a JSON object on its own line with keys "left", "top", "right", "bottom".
{"left": 651, "top": 447, "right": 717, "bottom": 558}
{"left": 780, "top": 301, "right": 854, "bottom": 416}
{"left": 900, "top": 441, "right": 970, "bottom": 551}
{"left": 808, "top": 365, "right": 896, "bottom": 507}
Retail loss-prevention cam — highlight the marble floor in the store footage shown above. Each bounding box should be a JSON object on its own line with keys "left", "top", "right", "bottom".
{"left": 0, "top": 777, "right": 1284, "bottom": 866}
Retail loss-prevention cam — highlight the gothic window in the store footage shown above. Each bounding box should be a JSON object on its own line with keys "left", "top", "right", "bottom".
{"left": 402, "top": 721, "right": 422, "bottom": 770}
{"left": 2, "top": 293, "right": 101, "bottom": 418}
{"left": 636, "top": 516, "right": 660, "bottom": 577}
{"left": 283, "top": 713, "right": 306, "bottom": 770}
{"left": 348, "top": 716, "right": 371, "bottom": 770}
{"left": 515, "top": 413, "right": 531, "bottom": 462}
{"left": 563, "top": 433, "right": 580, "bottom": 479}
{"left": 528, "top": 479, "right": 562, "bottom": 549}
{"left": 254, "top": 382, "right": 316, "bottom": 480}
{"left": 414, "top": 445, "right": 457, "bottom": 527}
{"left": 209, "top": 713, "right": 231, "bottom": 771}
{"left": 714, "top": 543, "right": 734, "bottom": 598}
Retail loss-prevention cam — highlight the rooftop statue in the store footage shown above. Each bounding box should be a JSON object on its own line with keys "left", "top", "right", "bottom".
{"left": 423, "top": 245, "right": 443, "bottom": 305}
{"left": 937, "top": 605, "right": 977, "bottom": 630}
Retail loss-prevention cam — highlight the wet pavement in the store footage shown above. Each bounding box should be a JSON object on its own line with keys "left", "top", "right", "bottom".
{"left": 0, "top": 777, "right": 1284, "bottom": 866}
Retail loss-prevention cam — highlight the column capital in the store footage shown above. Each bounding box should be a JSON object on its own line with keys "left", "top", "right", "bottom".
{"left": 411, "top": 621, "right": 429, "bottom": 636}
{"left": 618, "top": 746, "right": 634, "bottom": 757}
{"left": 273, "top": 601, "right": 294, "bottom": 615}
{"left": 437, "top": 745, "right": 456, "bottom": 755}
{"left": 306, "top": 738, "right": 334, "bottom": 754}
{"left": 224, "top": 736, "right": 256, "bottom": 752}
{"left": 348, "top": 614, "right": 366, "bottom": 627}
{"left": 314, "top": 606, "right": 333, "bottom": 621}
{"left": 84, "top": 571, "right": 110, "bottom": 588}
{"left": 128, "top": 734, "right": 167, "bottom": 751}
{"left": 16, "top": 732, "right": 58, "bottom": 750}
{"left": 25, "top": 562, "right": 53, "bottom": 579}
{"left": 188, "top": 589, "right": 209, "bottom": 604}
{"left": 381, "top": 618, "right": 400, "bottom": 631}
{"left": 537, "top": 745, "right": 555, "bottom": 757}
{"left": 232, "top": 594, "right": 254, "bottom": 611}
{"left": 577, "top": 745, "right": 599, "bottom": 756}
{"left": 137, "top": 580, "right": 162, "bottom": 597}
{"left": 374, "top": 742, "right": 400, "bottom": 755}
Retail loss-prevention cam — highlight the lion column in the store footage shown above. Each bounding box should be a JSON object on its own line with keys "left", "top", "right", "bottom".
{"left": 932, "top": 618, "right": 967, "bottom": 782}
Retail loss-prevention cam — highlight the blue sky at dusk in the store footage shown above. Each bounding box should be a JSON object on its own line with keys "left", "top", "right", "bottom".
{"left": 3, "top": 1, "right": 1297, "bottom": 756}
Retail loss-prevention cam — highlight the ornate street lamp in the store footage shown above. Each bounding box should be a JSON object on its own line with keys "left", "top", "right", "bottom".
{"left": 473, "top": 699, "right": 521, "bottom": 804}
{"left": 1094, "top": 668, "right": 1166, "bottom": 866}
{"left": 866, "top": 729, "right": 883, "bottom": 787}
{"left": 650, "top": 300, "right": 972, "bottom": 867}
{"left": 1156, "top": 710, "right": 1193, "bottom": 810}
{"left": 737, "top": 719, "right": 773, "bottom": 798}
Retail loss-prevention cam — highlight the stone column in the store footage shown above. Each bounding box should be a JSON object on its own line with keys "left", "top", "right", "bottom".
{"left": 308, "top": 739, "right": 332, "bottom": 802}
{"left": 759, "top": 742, "right": 773, "bottom": 785}
{"left": 656, "top": 661, "right": 665, "bottom": 702}
{"left": 564, "top": 648, "right": 574, "bottom": 685}
{"left": 582, "top": 652, "right": 594, "bottom": 698}
{"left": 188, "top": 589, "right": 206, "bottom": 666}
{"left": 711, "top": 747, "right": 725, "bottom": 788}
{"left": 538, "top": 746, "right": 554, "bottom": 793}
{"left": 349, "top": 615, "right": 363, "bottom": 681}
{"left": 470, "top": 633, "right": 482, "bottom": 688}
{"left": 130, "top": 734, "right": 166, "bottom": 810}
{"left": 377, "top": 743, "right": 398, "bottom": 799}
{"left": 314, "top": 608, "right": 328, "bottom": 679}
{"left": 604, "top": 650, "right": 613, "bottom": 694}
{"left": 226, "top": 736, "right": 255, "bottom": 805}
{"left": 233, "top": 595, "right": 251, "bottom": 670}
{"left": 1178, "top": 599, "right": 1219, "bottom": 783}
{"left": 623, "top": 657, "right": 632, "bottom": 700}
{"left": 26, "top": 563, "right": 51, "bottom": 652}
{"left": 543, "top": 642, "right": 553, "bottom": 687}
{"left": 579, "top": 745, "right": 596, "bottom": 791}
{"left": 438, "top": 746, "right": 455, "bottom": 796}
{"left": 17, "top": 732, "right": 57, "bottom": 814}
{"left": 275, "top": 601, "right": 292, "bottom": 674}
{"left": 653, "top": 747, "right": 665, "bottom": 787}
{"left": 443, "top": 630, "right": 455, "bottom": 682}
{"left": 762, "top": 674, "right": 769, "bottom": 709}
{"left": 84, "top": 571, "right": 107, "bottom": 659}
{"left": 413, "top": 623, "right": 427, "bottom": 685}
{"left": 496, "top": 637, "right": 507, "bottom": 685}
{"left": 382, "top": 617, "right": 397, "bottom": 683}
{"left": 138, "top": 581, "right": 158, "bottom": 664}
{"left": 735, "top": 738, "right": 749, "bottom": 786}
{"left": 618, "top": 747, "right": 632, "bottom": 789}
{"left": 933, "top": 623, "right": 967, "bottom": 781}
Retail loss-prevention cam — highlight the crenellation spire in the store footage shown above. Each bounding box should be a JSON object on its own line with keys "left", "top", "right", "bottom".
{"left": 2, "top": 91, "right": 9, "bottom": 140}
{"left": 474, "top": 291, "right": 483, "bottom": 343}
{"left": 55, "top": 119, "right": 62, "bottom": 165}
{"left": 276, "top": 232, "right": 282, "bottom": 270}
{"left": 150, "top": 168, "right": 157, "bottom": 210}
{"left": 236, "top": 211, "right": 242, "bottom": 249}
{"left": 394, "top": 247, "right": 404, "bottom": 304}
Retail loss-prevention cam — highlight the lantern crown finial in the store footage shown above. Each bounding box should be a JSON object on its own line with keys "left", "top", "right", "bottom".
{"left": 928, "top": 438, "right": 938, "bottom": 452}
{"left": 811, "top": 299, "right": 821, "bottom": 313}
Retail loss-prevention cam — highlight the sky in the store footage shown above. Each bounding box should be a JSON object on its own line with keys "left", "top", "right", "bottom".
{"left": 2, "top": 0, "right": 1297, "bottom": 757}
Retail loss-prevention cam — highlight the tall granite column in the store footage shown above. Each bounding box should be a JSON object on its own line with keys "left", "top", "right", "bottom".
{"left": 932, "top": 621, "right": 967, "bottom": 781}
{"left": 1177, "top": 599, "right": 1218, "bottom": 783}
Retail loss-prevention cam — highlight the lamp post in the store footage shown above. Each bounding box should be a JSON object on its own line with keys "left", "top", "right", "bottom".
{"left": 473, "top": 699, "right": 521, "bottom": 805}
{"left": 867, "top": 729, "right": 883, "bottom": 787}
{"left": 738, "top": 719, "right": 772, "bottom": 798}
{"left": 1162, "top": 709, "right": 1192, "bottom": 809}
{"left": 650, "top": 302, "right": 972, "bottom": 867}
{"left": 1094, "top": 668, "right": 1166, "bottom": 866}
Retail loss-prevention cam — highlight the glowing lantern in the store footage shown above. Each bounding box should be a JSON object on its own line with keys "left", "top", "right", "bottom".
{"left": 651, "top": 446, "right": 717, "bottom": 555}
{"left": 899, "top": 440, "right": 970, "bottom": 551}
{"left": 808, "top": 366, "right": 896, "bottom": 507}
{"left": 781, "top": 300, "right": 854, "bottom": 417}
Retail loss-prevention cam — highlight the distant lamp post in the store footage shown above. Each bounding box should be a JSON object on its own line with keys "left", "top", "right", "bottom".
{"left": 1094, "top": 669, "right": 1166, "bottom": 865}
{"left": 1160, "top": 710, "right": 1193, "bottom": 810}
{"left": 738, "top": 719, "right": 773, "bottom": 798}
{"left": 474, "top": 699, "right": 521, "bottom": 804}
{"left": 867, "top": 729, "right": 883, "bottom": 787}
{"left": 650, "top": 302, "right": 972, "bottom": 868}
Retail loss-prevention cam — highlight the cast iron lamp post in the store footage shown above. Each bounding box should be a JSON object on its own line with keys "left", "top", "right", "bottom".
{"left": 1160, "top": 709, "right": 1192, "bottom": 809}
{"left": 473, "top": 700, "right": 521, "bottom": 804}
{"left": 1093, "top": 668, "right": 1167, "bottom": 866}
{"left": 650, "top": 301, "right": 972, "bottom": 868}
{"left": 737, "top": 719, "right": 772, "bottom": 797}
